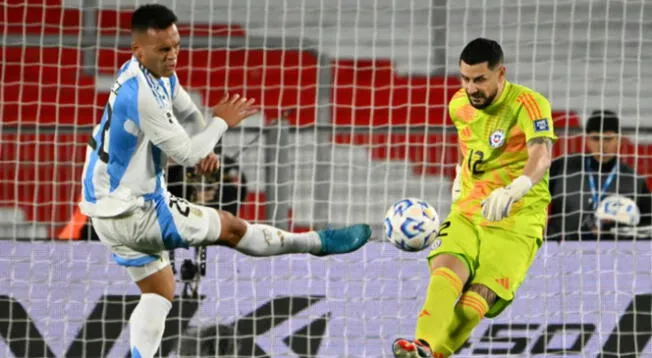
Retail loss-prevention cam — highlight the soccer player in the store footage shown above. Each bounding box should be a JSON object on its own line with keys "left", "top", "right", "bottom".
{"left": 392, "top": 38, "right": 556, "bottom": 357}
{"left": 79, "top": 4, "right": 371, "bottom": 358}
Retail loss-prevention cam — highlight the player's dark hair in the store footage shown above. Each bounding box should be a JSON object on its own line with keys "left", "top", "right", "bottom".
{"left": 586, "top": 109, "right": 620, "bottom": 133}
{"left": 131, "top": 4, "right": 178, "bottom": 33}
{"left": 459, "top": 38, "right": 504, "bottom": 69}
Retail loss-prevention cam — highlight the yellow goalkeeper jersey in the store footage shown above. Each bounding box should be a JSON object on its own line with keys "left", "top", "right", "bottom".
{"left": 449, "top": 81, "right": 557, "bottom": 237}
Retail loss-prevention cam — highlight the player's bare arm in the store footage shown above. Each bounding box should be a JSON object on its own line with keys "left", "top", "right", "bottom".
{"left": 523, "top": 137, "right": 553, "bottom": 184}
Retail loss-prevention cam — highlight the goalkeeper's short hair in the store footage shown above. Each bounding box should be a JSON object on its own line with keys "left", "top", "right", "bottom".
{"left": 459, "top": 38, "right": 504, "bottom": 69}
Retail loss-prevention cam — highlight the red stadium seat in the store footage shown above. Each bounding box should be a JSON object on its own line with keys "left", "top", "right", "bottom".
{"left": 1, "top": 47, "right": 104, "bottom": 125}
{"left": 0, "top": 133, "right": 89, "bottom": 233}
{"left": 1, "top": 2, "right": 246, "bottom": 37}
{"left": 332, "top": 59, "right": 459, "bottom": 126}
{"left": 1, "top": 0, "right": 81, "bottom": 35}
{"left": 96, "top": 9, "right": 246, "bottom": 37}
{"left": 97, "top": 48, "right": 320, "bottom": 126}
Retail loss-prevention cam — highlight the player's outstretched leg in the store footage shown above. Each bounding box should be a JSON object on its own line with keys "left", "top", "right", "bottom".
{"left": 216, "top": 210, "right": 370, "bottom": 257}
{"left": 392, "top": 338, "right": 435, "bottom": 358}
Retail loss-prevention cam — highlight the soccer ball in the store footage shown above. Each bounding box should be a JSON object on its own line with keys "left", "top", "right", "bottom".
{"left": 384, "top": 198, "right": 440, "bottom": 252}
{"left": 595, "top": 194, "right": 641, "bottom": 226}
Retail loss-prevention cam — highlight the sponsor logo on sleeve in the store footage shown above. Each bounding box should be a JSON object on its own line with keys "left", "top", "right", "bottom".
{"left": 534, "top": 118, "right": 550, "bottom": 132}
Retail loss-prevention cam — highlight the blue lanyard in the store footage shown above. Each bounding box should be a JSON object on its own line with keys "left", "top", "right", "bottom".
{"left": 585, "top": 158, "right": 618, "bottom": 210}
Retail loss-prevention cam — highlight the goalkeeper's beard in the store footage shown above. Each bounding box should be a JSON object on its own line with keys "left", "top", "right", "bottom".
{"left": 467, "top": 91, "right": 497, "bottom": 110}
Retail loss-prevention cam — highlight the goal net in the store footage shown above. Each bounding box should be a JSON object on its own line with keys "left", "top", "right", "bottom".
{"left": 1, "top": 0, "right": 651, "bottom": 357}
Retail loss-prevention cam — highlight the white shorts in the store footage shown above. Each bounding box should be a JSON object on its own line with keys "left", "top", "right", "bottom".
{"left": 91, "top": 193, "right": 221, "bottom": 281}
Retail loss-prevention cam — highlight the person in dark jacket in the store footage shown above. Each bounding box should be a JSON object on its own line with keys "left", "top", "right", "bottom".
{"left": 168, "top": 152, "right": 247, "bottom": 216}
{"left": 548, "top": 110, "right": 651, "bottom": 240}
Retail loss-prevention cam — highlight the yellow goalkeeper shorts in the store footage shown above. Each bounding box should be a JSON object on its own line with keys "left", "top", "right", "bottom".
{"left": 427, "top": 211, "right": 542, "bottom": 317}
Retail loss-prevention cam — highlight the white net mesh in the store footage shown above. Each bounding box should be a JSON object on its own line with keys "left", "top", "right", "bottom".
{"left": 1, "top": 0, "right": 651, "bottom": 357}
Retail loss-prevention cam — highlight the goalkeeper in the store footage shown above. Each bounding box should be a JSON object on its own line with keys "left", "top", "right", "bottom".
{"left": 393, "top": 38, "right": 556, "bottom": 358}
{"left": 79, "top": 4, "right": 370, "bottom": 358}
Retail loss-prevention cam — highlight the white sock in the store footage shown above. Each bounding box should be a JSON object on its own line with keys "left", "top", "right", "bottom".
{"left": 235, "top": 223, "right": 322, "bottom": 256}
{"left": 129, "top": 293, "right": 172, "bottom": 358}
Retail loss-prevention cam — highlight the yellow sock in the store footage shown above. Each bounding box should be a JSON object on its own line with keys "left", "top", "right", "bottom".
{"left": 415, "top": 267, "right": 463, "bottom": 348}
{"left": 432, "top": 291, "right": 489, "bottom": 357}
{"left": 432, "top": 306, "right": 464, "bottom": 356}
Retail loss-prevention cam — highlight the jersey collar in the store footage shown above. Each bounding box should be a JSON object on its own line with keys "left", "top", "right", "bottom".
{"left": 132, "top": 56, "right": 163, "bottom": 83}
{"left": 134, "top": 57, "right": 153, "bottom": 78}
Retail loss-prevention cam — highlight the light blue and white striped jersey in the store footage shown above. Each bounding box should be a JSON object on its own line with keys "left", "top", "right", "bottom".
{"left": 80, "top": 57, "right": 227, "bottom": 218}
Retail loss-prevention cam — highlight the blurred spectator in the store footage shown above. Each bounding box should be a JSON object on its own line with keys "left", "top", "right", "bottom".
{"left": 168, "top": 151, "right": 247, "bottom": 216}
{"left": 547, "top": 110, "right": 652, "bottom": 240}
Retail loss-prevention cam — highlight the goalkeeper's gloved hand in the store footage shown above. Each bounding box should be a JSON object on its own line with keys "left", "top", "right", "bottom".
{"left": 481, "top": 175, "right": 533, "bottom": 222}
{"left": 451, "top": 164, "right": 462, "bottom": 202}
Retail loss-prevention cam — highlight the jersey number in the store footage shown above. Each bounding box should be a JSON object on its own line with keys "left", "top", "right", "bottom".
{"left": 97, "top": 104, "right": 112, "bottom": 163}
{"left": 437, "top": 220, "right": 451, "bottom": 237}
{"left": 467, "top": 149, "right": 485, "bottom": 175}
{"left": 169, "top": 196, "right": 190, "bottom": 217}
{"left": 91, "top": 81, "right": 121, "bottom": 163}
{"left": 87, "top": 103, "right": 112, "bottom": 163}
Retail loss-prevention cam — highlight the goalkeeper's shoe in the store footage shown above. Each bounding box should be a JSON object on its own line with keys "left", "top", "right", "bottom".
{"left": 313, "top": 224, "right": 371, "bottom": 256}
{"left": 392, "top": 338, "right": 434, "bottom": 358}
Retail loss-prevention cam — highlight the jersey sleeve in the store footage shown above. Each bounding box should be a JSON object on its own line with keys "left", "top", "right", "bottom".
{"left": 137, "top": 79, "right": 227, "bottom": 167}
{"left": 171, "top": 76, "right": 206, "bottom": 136}
{"left": 172, "top": 80, "right": 200, "bottom": 119}
{"left": 516, "top": 92, "right": 558, "bottom": 142}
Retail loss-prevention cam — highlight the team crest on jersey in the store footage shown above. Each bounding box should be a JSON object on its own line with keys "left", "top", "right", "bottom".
{"left": 489, "top": 129, "right": 506, "bottom": 148}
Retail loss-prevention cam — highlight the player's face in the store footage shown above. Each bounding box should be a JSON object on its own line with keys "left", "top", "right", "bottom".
{"left": 459, "top": 61, "right": 505, "bottom": 109}
{"left": 132, "top": 24, "right": 180, "bottom": 78}
{"left": 586, "top": 131, "right": 620, "bottom": 162}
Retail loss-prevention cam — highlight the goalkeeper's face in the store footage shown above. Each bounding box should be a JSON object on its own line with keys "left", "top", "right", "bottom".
{"left": 133, "top": 24, "right": 180, "bottom": 78}
{"left": 459, "top": 61, "right": 505, "bottom": 109}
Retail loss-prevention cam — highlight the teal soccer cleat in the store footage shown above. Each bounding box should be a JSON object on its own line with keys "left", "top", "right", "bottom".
{"left": 313, "top": 224, "right": 371, "bottom": 256}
